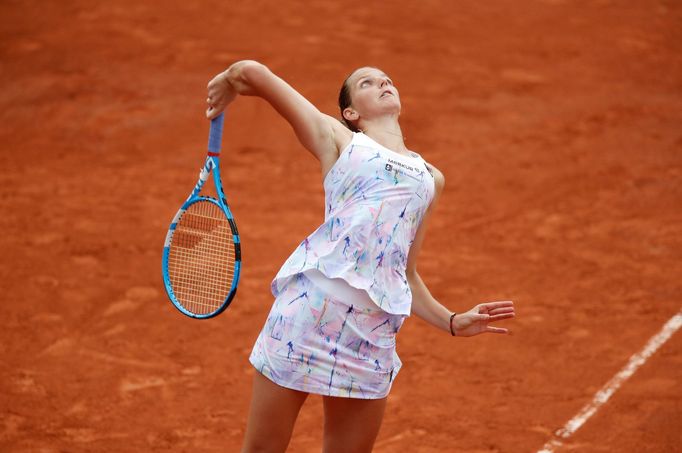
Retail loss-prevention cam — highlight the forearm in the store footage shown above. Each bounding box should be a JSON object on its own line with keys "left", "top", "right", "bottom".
{"left": 210, "top": 61, "right": 336, "bottom": 156}
{"left": 408, "top": 270, "right": 453, "bottom": 334}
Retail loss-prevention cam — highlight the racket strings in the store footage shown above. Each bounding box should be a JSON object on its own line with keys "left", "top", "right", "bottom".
{"left": 167, "top": 200, "right": 236, "bottom": 315}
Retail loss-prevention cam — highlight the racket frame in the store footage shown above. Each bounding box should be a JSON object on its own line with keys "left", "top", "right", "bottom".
{"left": 162, "top": 113, "right": 241, "bottom": 319}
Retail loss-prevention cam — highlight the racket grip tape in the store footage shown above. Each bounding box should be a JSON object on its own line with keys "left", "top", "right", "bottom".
{"left": 208, "top": 113, "right": 225, "bottom": 156}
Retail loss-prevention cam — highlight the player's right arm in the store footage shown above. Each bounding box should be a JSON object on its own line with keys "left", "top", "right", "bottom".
{"left": 206, "top": 60, "right": 351, "bottom": 165}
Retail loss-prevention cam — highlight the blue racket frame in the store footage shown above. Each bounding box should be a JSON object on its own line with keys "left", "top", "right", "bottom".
{"left": 162, "top": 113, "right": 241, "bottom": 319}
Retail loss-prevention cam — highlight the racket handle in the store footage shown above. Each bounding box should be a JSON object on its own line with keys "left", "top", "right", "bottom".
{"left": 208, "top": 113, "right": 225, "bottom": 156}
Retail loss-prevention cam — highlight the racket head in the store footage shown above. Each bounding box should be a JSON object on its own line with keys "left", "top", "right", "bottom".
{"left": 162, "top": 196, "right": 241, "bottom": 319}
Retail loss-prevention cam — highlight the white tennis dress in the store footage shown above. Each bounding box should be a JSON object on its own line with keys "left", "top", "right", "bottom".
{"left": 249, "top": 132, "right": 435, "bottom": 398}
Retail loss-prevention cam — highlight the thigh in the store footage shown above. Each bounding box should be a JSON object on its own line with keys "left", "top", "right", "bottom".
{"left": 322, "top": 395, "right": 388, "bottom": 453}
{"left": 241, "top": 371, "right": 309, "bottom": 453}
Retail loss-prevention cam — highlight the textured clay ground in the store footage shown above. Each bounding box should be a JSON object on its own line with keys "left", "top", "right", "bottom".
{"left": 1, "top": 0, "right": 681, "bottom": 452}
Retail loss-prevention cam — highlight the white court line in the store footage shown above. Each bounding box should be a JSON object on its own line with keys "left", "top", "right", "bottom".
{"left": 537, "top": 310, "right": 682, "bottom": 453}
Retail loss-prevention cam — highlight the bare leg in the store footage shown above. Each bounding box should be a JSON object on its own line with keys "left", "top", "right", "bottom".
{"left": 241, "top": 371, "right": 309, "bottom": 453}
{"left": 321, "top": 395, "right": 388, "bottom": 453}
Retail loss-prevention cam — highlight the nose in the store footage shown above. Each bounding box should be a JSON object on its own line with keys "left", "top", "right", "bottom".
{"left": 379, "top": 77, "right": 389, "bottom": 87}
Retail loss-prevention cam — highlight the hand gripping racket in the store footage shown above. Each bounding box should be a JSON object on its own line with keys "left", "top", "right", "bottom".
{"left": 162, "top": 113, "right": 241, "bottom": 318}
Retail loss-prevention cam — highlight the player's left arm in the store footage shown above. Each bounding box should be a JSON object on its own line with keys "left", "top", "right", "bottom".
{"left": 406, "top": 164, "right": 516, "bottom": 336}
{"left": 406, "top": 164, "right": 452, "bottom": 333}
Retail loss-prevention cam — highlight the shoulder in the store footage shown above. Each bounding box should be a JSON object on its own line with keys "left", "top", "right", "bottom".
{"left": 425, "top": 162, "right": 445, "bottom": 195}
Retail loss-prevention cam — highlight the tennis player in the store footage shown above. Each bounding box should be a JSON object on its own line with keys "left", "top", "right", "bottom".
{"left": 206, "top": 60, "right": 515, "bottom": 453}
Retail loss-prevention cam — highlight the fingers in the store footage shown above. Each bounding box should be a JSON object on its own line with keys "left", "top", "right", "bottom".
{"left": 486, "top": 326, "right": 510, "bottom": 335}
{"left": 482, "top": 302, "right": 515, "bottom": 322}
{"left": 478, "top": 301, "right": 515, "bottom": 317}
{"left": 487, "top": 306, "right": 514, "bottom": 315}
{"left": 206, "top": 95, "right": 226, "bottom": 119}
{"left": 206, "top": 72, "right": 235, "bottom": 119}
{"left": 206, "top": 105, "right": 226, "bottom": 120}
{"left": 487, "top": 306, "right": 515, "bottom": 322}
{"left": 473, "top": 313, "right": 512, "bottom": 321}
{"left": 480, "top": 300, "right": 514, "bottom": 310}
{"left": 489, "top": 313, "right": 515, "bottom": 322}
{"left": 472, "top": 305, "right": 515, "bottom": 325}
{"left": 206, "top": 78, "right": 222, "bottom": 119}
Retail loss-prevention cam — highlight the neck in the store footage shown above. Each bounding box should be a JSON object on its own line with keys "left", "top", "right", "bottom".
{"left": 359, "top": 116, "right": 406, "bottom": 153}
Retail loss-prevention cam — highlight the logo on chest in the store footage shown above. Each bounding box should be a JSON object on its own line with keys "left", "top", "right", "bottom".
{"left": 385, "top": 158, "right": 415, "bottom": 173}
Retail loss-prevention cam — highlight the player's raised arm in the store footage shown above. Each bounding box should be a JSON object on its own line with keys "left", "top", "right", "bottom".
{"left": 206, "top": 60, "right": 350, "bottom": 161}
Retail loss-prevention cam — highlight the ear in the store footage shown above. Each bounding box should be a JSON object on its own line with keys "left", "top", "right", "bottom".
{"left": 342, "top": 107, "right": 359, "bottom": 123}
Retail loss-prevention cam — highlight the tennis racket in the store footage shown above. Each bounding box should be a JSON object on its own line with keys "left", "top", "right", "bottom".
{"left": 162, "top": 113, "right": 241, "bottom": 319}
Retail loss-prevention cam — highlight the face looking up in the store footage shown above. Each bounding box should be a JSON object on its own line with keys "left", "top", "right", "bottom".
{"left": 340, "top": 67, "right": 401, "bottom": 130}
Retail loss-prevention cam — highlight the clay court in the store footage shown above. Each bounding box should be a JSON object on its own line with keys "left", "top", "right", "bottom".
{"left": 1, "top": 0, "right": 681, "bottom": 451}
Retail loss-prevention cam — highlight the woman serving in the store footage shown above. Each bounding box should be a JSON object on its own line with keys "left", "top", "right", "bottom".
{"left": 206, "top": 60, "right": 515, "bottom": 453}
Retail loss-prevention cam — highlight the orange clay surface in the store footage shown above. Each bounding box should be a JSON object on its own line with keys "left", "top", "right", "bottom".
{"left": 1, "top": 1, "right": 681, "bottom": 452}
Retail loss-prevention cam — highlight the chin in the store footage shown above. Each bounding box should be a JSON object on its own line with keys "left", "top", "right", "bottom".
{"left": 381, "top": 102, "right": 401, "bottom": 114}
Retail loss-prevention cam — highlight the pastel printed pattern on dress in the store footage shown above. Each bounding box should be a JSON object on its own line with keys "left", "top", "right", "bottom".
{"left": 251, "top": 272, "right": 405, "bottom": 399}
{"left": 271, "top": 133, "right": 435, "bottom": 316}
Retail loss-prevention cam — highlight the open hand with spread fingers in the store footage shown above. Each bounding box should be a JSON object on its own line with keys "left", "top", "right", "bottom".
{"left": 451, "top": 301, "right": 515, "bottom": 337}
